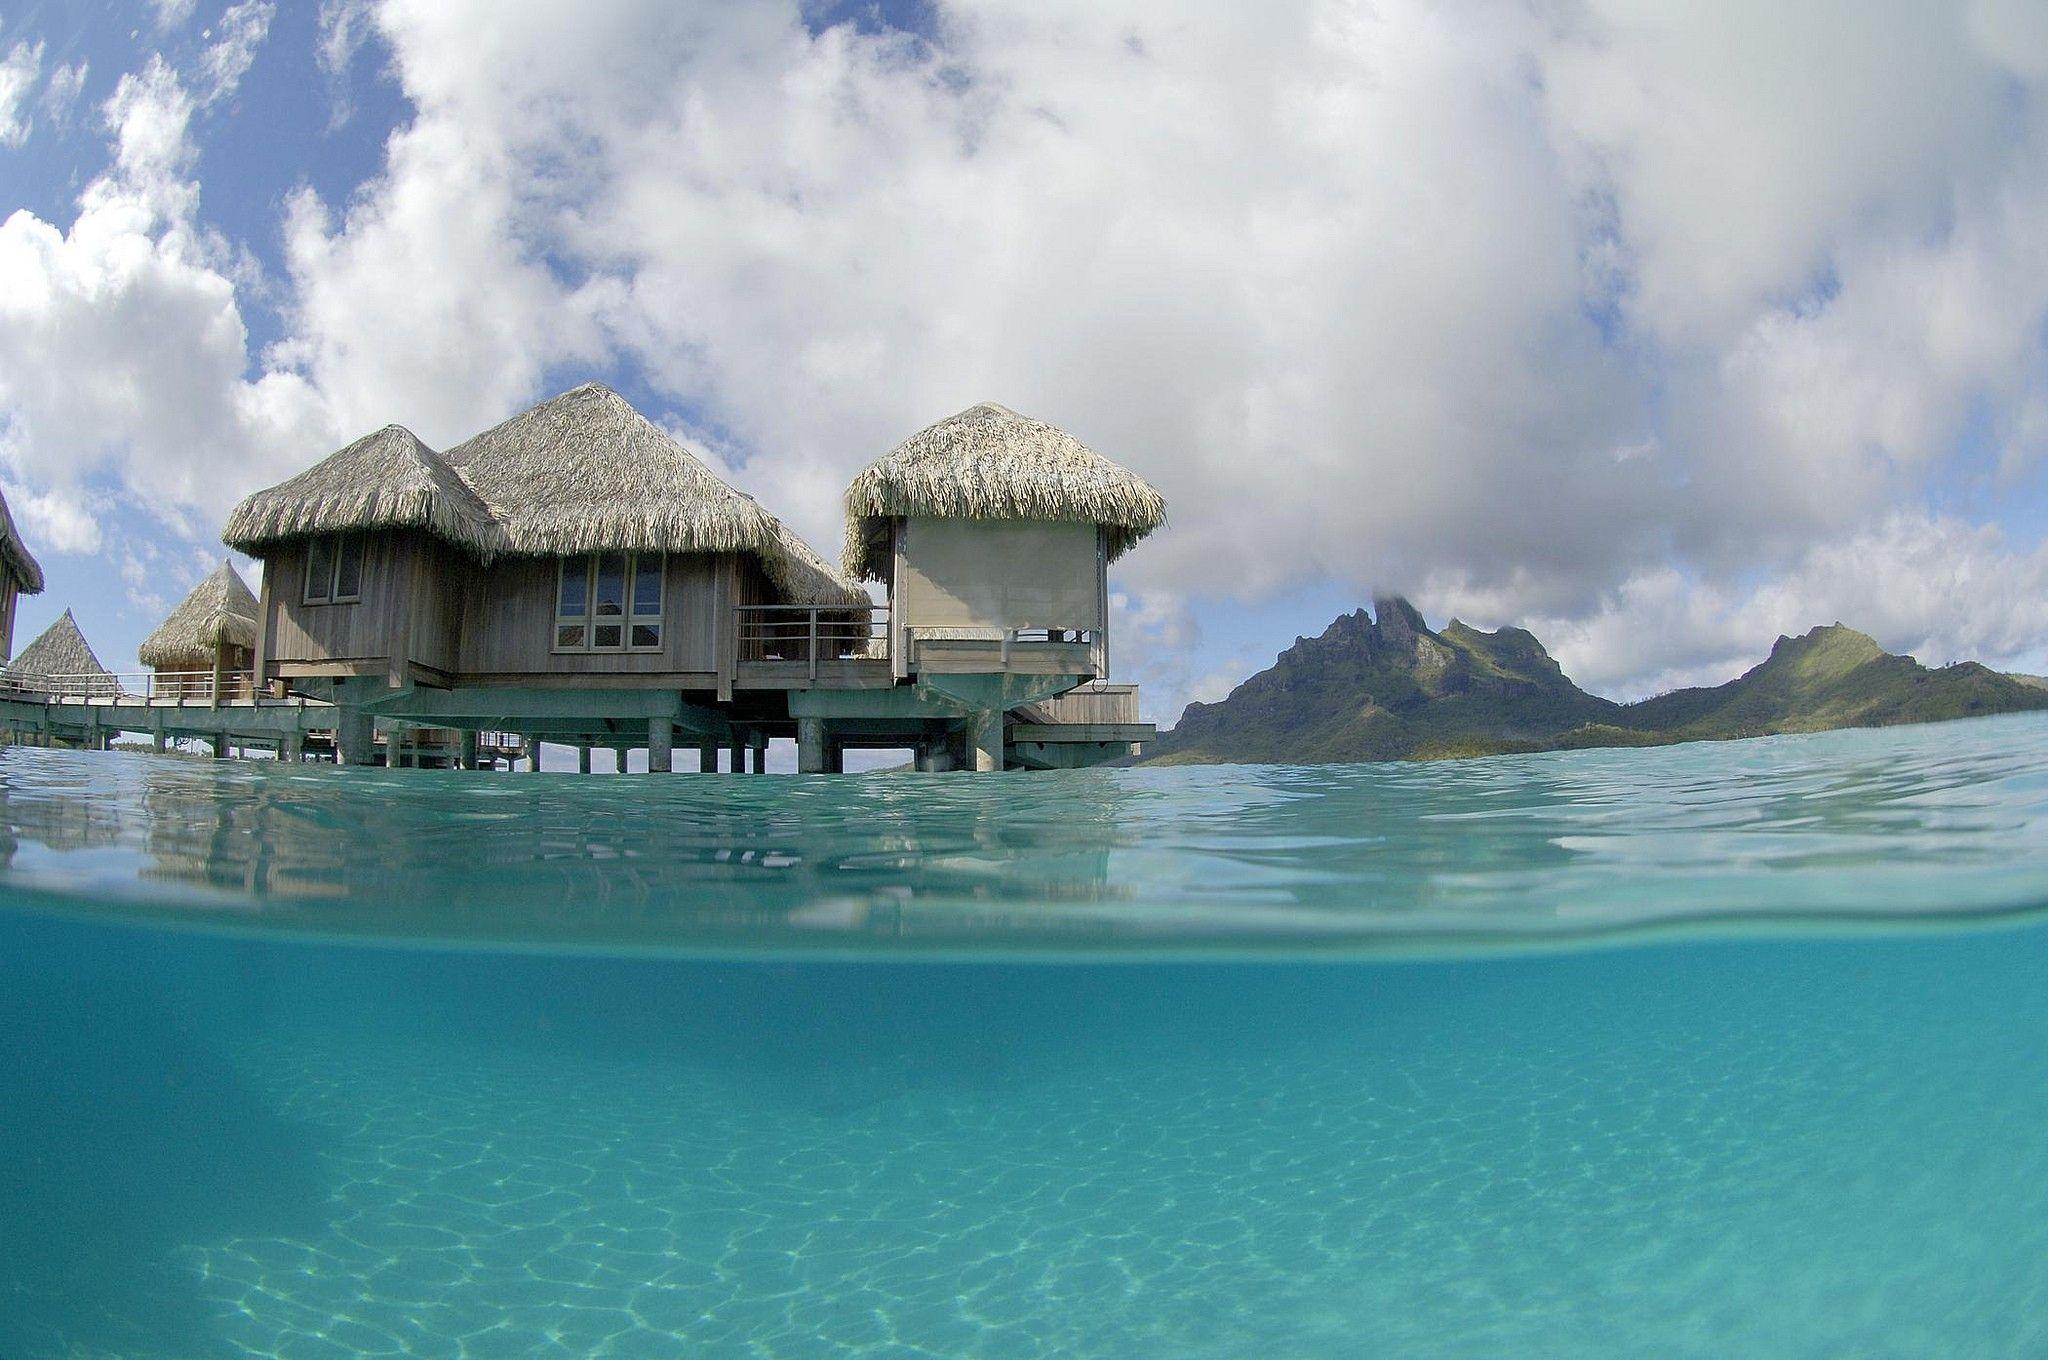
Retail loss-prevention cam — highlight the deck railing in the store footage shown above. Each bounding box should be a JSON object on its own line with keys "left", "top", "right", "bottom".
{"left": 736, "top": 605, "right": 891, "bottom": 678}
{"left": 0, "top": 669, "right": 261, "bottom": 704}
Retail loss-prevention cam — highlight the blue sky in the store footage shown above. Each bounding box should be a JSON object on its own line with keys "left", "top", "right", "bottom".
{"left": 4, "top": 0, "right": 2048, "bottom": 719}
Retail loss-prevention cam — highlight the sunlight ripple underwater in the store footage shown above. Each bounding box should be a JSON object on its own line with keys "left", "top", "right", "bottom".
{"left": 3, "top": 714, "right": 2047, "bottom": 1357}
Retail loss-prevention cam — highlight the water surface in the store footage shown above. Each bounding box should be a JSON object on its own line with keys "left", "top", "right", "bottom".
{"left": 3, "top": 715, "right": 2047, "bottom": 1357}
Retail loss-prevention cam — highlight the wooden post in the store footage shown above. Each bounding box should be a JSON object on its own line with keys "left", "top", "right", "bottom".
{"left": 969, "top": 709, "right": 1004, "bottom": 772}
{"left": 749, "top": 740, "right": 766, "bottom": 774}
{"left": 647, "top": 717, "right": 673, "bottom": 773}
{"left": 529, "top": 740, "right": 543, "bottom": 773}
{"left": 797, "top": 717, "right": 829, "bottom": 774}
{"left": 728, "top": 735, "right": 744, "bottom": 771}
{"left": 698, "top": 743, "right": 717, "bottom": 773}
{"left": 336, "top": 709, "right": 375, "bottom": 766}
{"left": 576, "top": 744, "right": 592, "bottom": 775}
{"left": 457, "top": 730, "right": 479, "bottom": 771}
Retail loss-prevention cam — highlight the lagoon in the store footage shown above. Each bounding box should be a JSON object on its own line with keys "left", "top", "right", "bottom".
{"left": 4, "top": 715, "right": 2048, "bottom": 1357}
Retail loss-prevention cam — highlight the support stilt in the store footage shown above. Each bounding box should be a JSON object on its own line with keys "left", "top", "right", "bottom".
{"left": 648, "top": 717, "right": 673, "bottom": 773}
{"left": 969, "top": 709, "right": 1004, "bottom": 772}
{"left": 797, "top": 718, "right": 829, "bottom": 774}
{"left": 337, "top": 709, "right": 375, "bottom": 765}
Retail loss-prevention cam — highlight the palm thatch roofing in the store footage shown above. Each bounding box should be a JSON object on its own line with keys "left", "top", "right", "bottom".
{"left": 842, "top": 402, "right": 1167, "bottom": 581}
{"left": 222, "top": 424, "right": 495, "bottom": 556}
{"left": 223, "top": 384, "right": 866, "bottom": 607}
{"left": 139, "top": 561, "right": 259, "bottom": 669}
{"left": 9, "top": 609, "right": 110, "bottom": 679}
{"left": 0, "top": 486, "right": 45, "bottom": 594}
{"left": 759, "top": 509, "right": 875, "bottom": 608}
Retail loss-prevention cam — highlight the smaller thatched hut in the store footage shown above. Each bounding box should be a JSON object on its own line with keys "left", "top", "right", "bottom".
{"left": 0, "top": 486, "right": 46, "bottom": 663}
{"left": 8, "top": 609, "right": 116, "bottom": 697}
{"left": 139, "top": 561, "right": 261, "bottom": 699}
{"left": 842, "top": 403, "right": 1165, "bottom": 677}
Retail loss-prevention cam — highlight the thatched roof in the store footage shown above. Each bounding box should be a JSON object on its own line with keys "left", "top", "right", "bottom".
{"left": 842, "top": 402, "right": 1166, "bottom": 580}
{"left": 223, "top": 424, "right": 495, "bottom": 556}
{"left": 0, "top": 486, "right": 45, "bottom": 593}
{"left": 759, "top": 510, "right": 874, "bottom": 608}
{"left": 139, "top": 561, "right": 259, "bottom": 669}
{"left": 9, "top": 609, "right": 110, "bottom": 679}
{"left": 223, "top": 384, "right": 864, "bottom": 606}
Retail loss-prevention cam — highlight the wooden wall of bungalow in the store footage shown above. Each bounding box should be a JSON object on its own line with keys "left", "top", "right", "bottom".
{"left": 254, "top": 529, "right": 779, "bottom": 696}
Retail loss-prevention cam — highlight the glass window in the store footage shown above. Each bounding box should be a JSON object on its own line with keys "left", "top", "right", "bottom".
{"left": 305, "top": 537, "right": 333, "bottom": 603}
{"left": 332, "top": 535, "right": 363, "bottom": 600}
{"left": 632, "top": 556, "right": 663, "bottom": 617}
{"left": 554, "top": 552, "right": 659, "bottom": 651}
{"left": 594, "top": 553, "right": 627, "bottom": 617}
{"left": 557, "top": 556, "right": 589, "bottom": 616}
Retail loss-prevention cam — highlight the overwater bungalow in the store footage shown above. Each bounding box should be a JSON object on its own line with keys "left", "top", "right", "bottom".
{"left": 138, "top": 561, "right": 260, "bottom": 700}
{"left": 7, "top": 610, "right": 115, "bottom": 699}
{"left": 220, "top": 384, "right": 1162, "bottom": 772}
{"left": 0, "top": 488, "right": 45, "bottom": 663}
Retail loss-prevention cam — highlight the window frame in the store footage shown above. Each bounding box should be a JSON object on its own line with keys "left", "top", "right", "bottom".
{"left": 301, "top": 533, "right": 364, "bottom": 606}
{"left": 553, "top": 552, "right": 665, "bottom": 654}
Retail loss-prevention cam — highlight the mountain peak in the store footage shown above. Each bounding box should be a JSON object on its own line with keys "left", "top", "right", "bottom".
{"left": 1149, "top": 603, "right": 2048, "bottom": 767}
{"left": 1763, "top": 623, "right": 1887, "bottom": 678}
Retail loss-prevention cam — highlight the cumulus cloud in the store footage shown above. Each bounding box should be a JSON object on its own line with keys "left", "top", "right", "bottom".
{"left": 0, "top": 482, "right": 105, "bottom": 555}
{"left": 0, "top": 37, "right": 42, "bottom": 146}
{"left": 276, "top": 3, "right": 2048, "bottom": 620}
{"left": 5, "top": 0, "right": 2048, "bottom": 701}
{"left": 1511, "top": 514, "right": 2048, "bottom": 699}
{"left": 0, "top": 56, "right": 335, "bottom": 545}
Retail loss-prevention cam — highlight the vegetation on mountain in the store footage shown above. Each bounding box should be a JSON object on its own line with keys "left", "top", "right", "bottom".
{"left": 1145, "top": 598, "right": 2048, "bottom": 766}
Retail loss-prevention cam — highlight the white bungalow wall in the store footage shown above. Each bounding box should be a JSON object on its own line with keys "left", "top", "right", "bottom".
{"left": 893, "top": 517, "right": 1104, "bottom": 634}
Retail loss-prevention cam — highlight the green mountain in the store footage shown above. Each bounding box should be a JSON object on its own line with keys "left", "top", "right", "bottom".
{"left": 1146, "top": 599, "right": 2048, "bottom": 766}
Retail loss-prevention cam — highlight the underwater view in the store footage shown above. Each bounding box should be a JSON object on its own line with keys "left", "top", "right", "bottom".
{"left": 6, "top": 713, "right": 2048, "bottom": 1358}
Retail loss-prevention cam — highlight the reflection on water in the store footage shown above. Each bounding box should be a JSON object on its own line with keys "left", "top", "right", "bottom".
{"left": 0, "top": 712, "right": 2046, "bottom": 954}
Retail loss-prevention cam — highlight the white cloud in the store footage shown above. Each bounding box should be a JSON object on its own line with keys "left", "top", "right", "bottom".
{"left": 0, "top": 482, "right": 104, "bottom": 554}
{"left": 1517, "top": 514, "right": 2048, "bottom": 699}
{"left": 316, "top": 0, "right": 379, "bottom": 126}
{"left": 41, "top": 61, "right": 88, "bottom": 125}
{"left": 150, "top": 0, "right": 199, "bottom": 31}
{"left": 0, "top": 38, "right": 43, "bottom": 146}
{"left": 6, "top": 0, "right": 2048, "bottom": 702}
{"left": 196, "top": 1, "right": 275, "bottom": 107}
{"left": 0, "top": 57, "right": 336, "bottom": 550}
{"left": 272, "top": 2, "right": 2048, "bottom": 643}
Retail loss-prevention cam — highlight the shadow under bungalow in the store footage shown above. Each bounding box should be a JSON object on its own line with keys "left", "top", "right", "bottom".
{"left": 0, "top": 384, "right": 1162, "bottom": 773}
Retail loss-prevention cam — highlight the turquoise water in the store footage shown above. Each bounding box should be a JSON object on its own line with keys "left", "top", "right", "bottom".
{"left": 4, "top": 715, "right": 2048, "bottom": 1357}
